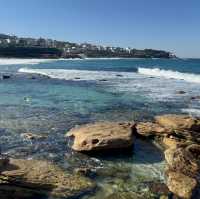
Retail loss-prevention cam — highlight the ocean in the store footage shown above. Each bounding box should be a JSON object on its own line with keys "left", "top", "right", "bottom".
{"left": 0, "top": 58, "right": 200, "bottom": 198}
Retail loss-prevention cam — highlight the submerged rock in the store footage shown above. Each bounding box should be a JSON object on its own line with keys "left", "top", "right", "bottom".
{"left": 104, "top": 192, "right": 147, "bottom": 199}
{"left": 2, "top": 74, "right": 11, "bottom": 79}
{"left": 155, "top": 114, "right": 200, "bottom": 132}
{"left": 20, "top": 132, "right": 47, "bottom": 141}
{"left": 191, "top": 96, "right": 200, "bottom": 100}
{"left": 176, "top": 90, "right": 186, "bottom": 94}
{"left": 116, "top": 74, "right": 123, "bottom": 77}
{"left": 0, "top": 158, "right": 95, "bottom": 199}
{"left": 0, "top": 155, "right": 9, "bottom": 168}
{"left": 66, "top": 122, "right": 136, "bottom": 152}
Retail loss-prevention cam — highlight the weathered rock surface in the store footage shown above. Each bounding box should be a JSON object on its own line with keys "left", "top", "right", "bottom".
{"left": 136, "top": 122, "right": 170, "bottom": 137}
{"left": 164, "top": 144, "right": 200, "bottom": 198}
{"left": 0, "top": 158, "right": 95, "bottom": 199}
{"left": 162, "top": 135, "right": 184, "bottom": 149}
{"left": 166, "top": 171, "right": 197, "bottom": 199}
{"left": 155, "top": 114, "right": 200, "bottom": 132}
{"left": 164, "top": 145, "right": 200, "bottom": 178}
{"left": 66, "top": 122, "right": 135, "bottom": 152}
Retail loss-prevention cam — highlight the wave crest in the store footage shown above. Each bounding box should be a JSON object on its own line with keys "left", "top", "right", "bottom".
{"left": 18, "top": 68, "right": 133, "bottom": 81}
{"left": 0, "top": 58, "right": 62, "bottom": 65}
{"left": 138, "top": 67, "right": 200, "bottom": 84}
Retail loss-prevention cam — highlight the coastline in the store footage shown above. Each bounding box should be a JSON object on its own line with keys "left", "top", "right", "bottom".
{"left": 0, "top": 58, "right": 199, "bottom": 199}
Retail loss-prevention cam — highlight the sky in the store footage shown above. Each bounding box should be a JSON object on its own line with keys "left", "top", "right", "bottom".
{"left": 0, "top": 0, "right": 199, "bottom": 58}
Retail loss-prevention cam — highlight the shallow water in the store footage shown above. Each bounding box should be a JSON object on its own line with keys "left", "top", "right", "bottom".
{"left": 0, "top": 58, "right": 200, "bottom": 198}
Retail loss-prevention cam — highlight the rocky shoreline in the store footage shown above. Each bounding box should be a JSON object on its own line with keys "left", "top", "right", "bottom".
{"left": 66, "top": 114, "right": 200, "bottom": 199}
{"left": 0, "top": 114, "right": 199, "bottom": 199}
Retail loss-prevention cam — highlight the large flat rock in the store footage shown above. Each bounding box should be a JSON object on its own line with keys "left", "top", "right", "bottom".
{"left": 66, "top": 122, "right": 135, "bottom": 152}
{"left": 0, "top": 158, "right": 95, "bottom": 199}
{"left": 155, "top": 114, "right": 200, "bottom": 132}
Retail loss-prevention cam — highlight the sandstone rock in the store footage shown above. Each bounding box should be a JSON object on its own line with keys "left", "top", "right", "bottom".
{"left": 155, "top": 114, "right": 200, "bottom": 132}
{"left": 66, "top": 122, "right": 135, "bottom": 152}
{"left": 162, "top": 135, "right": 184, "bottom": 149}
{"left": 166, "top": 171, "right": 197, "bottom": 199}
{"left": 164, "top": 144, "right": 200, "bottom": 178}
{"left": 136, "top": 122, "right": 170, "bottom": 137}
{"left": 0, "top": 158, "right": 95, "bottom": 199}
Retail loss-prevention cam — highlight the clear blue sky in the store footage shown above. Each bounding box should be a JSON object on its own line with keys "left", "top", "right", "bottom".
{"left": 0, "top": 0, "right": 200, "bottom": 58}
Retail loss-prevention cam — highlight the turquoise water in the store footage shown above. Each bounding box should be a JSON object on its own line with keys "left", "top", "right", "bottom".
{"left": 0, "top": 58, "right": 200, "bottom": 198}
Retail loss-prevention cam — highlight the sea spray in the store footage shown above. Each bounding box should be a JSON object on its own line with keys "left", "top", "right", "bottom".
{"left": 138, "top": 67, "right": 200, "bottom": 84}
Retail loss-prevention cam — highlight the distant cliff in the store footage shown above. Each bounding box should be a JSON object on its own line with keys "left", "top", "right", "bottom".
{"left": 0, "top": 33, "right": 176, "bottom": 59}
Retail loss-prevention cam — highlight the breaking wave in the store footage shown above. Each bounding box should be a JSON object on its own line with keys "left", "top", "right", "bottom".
{"left": 181, "top": 108, "right": 200, "bottom": 117}
{"left": 18, "top": 68, "right": 134, "bottom": 80}
{"left": 0, "top": 58, "right": 62, "bottom": 65}
{"left": 138, "top": 67, "right": 200, "bottom": 84}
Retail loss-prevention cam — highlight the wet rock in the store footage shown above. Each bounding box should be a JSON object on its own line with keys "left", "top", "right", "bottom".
{"left": 146, "top": 181, "right": 170, "bottom": 196}
{"left": 95, "top": 166, "right": 130, "bottom": 180}
{"left": 166, "top": 171, "right": 197, "bottom": 199}
{"left": 191, "top": 96, "right": 200, "bottom": 100}
{"left": 159, "top": 195, "right": 168, "bottom": 199}
{"left": 0, "top": 155, "right": 9, "bottom": 168}
{"left": 74, "top": 167, "right": 95, "bottom": 177}
{"left": 155, "top": 114, "right": 200, "bottom": 132}
{"left": 172, "top": 129, "right": 200, "bottom": 143}
{"left": 20, "top": 133, "right": 47, "bottom": 141}
{"left": 176, "top": 90, "right": 186, "bottom": 94}
{"left": 104, "top": 189, "right": 160, "bottom": 199}
{"left": 116, "top": 74, "right": 123, "bottom": 77}
{"left": 104, "top": 192, "right": 145, "bottom": 199}
{"left": 164, "top": 144, "right": 200, "bottom": 178}
{"left": 136, "top": 122, "right": 170, "bottom": 137}
{"left": 2, "top": 74, "right": 11, "bottom": 79}
{"left": 0, "top": 158, "right": 95, "bottom": 199}
{"left": 66, "top": 122, "right": 136, "bottom": 152}
{"left": 31, "top": 76, "right": 36, "bottom": 79}
{"left": 162, "top": 135, "right": 185, "bottom": 149}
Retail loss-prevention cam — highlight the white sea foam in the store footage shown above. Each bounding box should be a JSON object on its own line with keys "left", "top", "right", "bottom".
{"left": 18, "top": 68, "right": 133, "bottom": 80}
{"left": 19, "top": 67, "right": 200, "bottom": 103}
{"left": 85, "top": 57, "right": 123, "bottom": 60}
{"left": 181, "top": 108, "right": 200, "bottom": 116}
{"left": 138, "top": 67, "right": 200, "bottom": 84}
{"left": 0, "top": 58, "right": 62, "bottom": 65}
